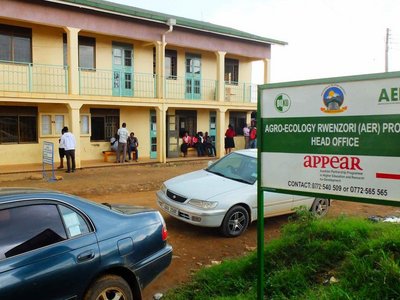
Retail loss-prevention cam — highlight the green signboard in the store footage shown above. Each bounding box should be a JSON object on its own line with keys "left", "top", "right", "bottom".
{"left": 259, "top": 71, "right": 400, "bottom": 205}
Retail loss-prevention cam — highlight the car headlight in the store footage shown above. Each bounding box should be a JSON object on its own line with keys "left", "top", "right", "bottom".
{"left": 160, "top": 183, "right": 167, "bottom": 194}
{"left": 188, "top": 199, "right": 218, "bottom": 209}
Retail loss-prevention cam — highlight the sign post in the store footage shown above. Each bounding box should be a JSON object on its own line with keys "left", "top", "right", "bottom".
{"left": 42, "top": 141, "right": 56, "bottom": 181}
{"left": 257, "top": 71, "right": 400, "bottom": 299}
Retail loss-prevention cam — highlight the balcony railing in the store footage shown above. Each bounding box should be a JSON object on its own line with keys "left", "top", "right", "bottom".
{"left": 79, "top": 68, "right": 156, "bottom": 98}
{"left": 224, "top": 82, "right": 257, "bottom": 103}
{"left": 165, "top": 76, "right": 217, "bottom": 101}
{"left": 0, "top": 62, "right": 258, "bottom": 103}
{"left": 0, "top": 61, "right": 68, "bottom": 94}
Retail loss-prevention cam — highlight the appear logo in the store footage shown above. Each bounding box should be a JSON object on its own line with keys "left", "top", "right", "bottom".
{"left": 321, "top": 85, "right": 347, "bottom": 113}
{"left": 274, "top": 93, "right": 291, "bottom": 113}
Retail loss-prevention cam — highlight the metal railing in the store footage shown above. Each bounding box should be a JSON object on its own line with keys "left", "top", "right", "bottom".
{"left": 0, "top": 61, "right": 68, "bottom": 94}
{"left": 79, "top": 68, "right": 156, "bottom": 98}
{"left": 0, "top": 61, "right": 258, "bottom": 103}
{"left": 165, "top": 76, "right": 217, "bottom": 101}
{"left": 224, "top": 82, "right": 258, "bottom": 103}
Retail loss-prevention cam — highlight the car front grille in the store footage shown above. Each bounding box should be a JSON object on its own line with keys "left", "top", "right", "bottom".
{"left": 166, "top": 190, "right": 187, "bottom": 203}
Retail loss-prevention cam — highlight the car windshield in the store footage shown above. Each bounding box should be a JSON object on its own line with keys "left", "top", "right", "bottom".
{"left": 206, "top": 152, "right": 257, "bottom": 184}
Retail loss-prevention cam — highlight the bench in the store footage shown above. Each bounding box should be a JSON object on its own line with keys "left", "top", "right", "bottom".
{"left": 102, "top": 151, "right": 116, "bottom": 162}
{"left": 102, "top": 150, "right": 137, "bottom": 162}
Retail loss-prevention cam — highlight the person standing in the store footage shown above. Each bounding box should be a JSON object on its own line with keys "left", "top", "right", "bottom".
{"left": 127, "top": 132, "right": 139, "bottom": 162}
{"left": 60, "top": 126, "right": 76, "bottom": 173}
{"left": 57, "top": 127, "right": 66, "bottom": 169}
{"left": 117, "top": 122, "right": 129, "bottom": 163}
{"left": 204, "top": 131, "right": 216, "bottom": 157}
{"left": 249, "top": 122, "right": 257, "bottom": 149}
{"left": 224, "top": 124, "right": 236, "bottom": 154}
{"left": 243, "top": 124, "right": 250, "bottom": 149}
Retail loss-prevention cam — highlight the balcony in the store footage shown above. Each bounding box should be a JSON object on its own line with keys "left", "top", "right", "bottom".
{"left": 0, "top": 61, "right": 67, "bottom": 94}
{"left": 165, "top": 76, "right": 217, "bottom": 101}
{"left": 224, "top": 82, "right": 257, "bottom": 103}
{"left": 79, "top": 68, "right": 156, "bottom": 98}
{"left": 0, "top": 62, "right": 258, "bottom": 103}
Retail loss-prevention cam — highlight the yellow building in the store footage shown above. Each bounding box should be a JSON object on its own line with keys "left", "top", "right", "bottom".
{"left": 0, "top": 0, "right": 286, "bottom": 168}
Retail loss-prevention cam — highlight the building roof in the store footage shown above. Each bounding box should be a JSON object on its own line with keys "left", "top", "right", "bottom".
{"left": 46, "top": 0, "right": 287, "bottom": 45}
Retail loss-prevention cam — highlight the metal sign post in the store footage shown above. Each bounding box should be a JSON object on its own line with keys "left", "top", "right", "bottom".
{"left": 42, "top": 141, "right": 57, "bottom": 181}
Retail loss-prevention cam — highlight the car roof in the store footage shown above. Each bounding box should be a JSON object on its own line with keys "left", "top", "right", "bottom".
{"left": 0, "top": 188, "right": 65, "bottom": 203}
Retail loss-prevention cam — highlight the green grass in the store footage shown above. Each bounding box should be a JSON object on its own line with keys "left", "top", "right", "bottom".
{"left": 163, "top": 210, "right": 400, "bottom": 300}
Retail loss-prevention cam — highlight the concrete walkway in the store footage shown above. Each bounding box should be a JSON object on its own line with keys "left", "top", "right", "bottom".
{"left": 0, "top": 155, "right": 215, "bottom": 175}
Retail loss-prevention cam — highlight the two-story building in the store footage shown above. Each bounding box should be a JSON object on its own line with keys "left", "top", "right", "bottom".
{"left": 0, "top": 0, "right": 286, "bottom": 168}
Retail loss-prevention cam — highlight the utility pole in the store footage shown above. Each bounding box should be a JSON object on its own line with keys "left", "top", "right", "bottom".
{"left": 385, "top": 28, "right": 390, "bottom": 72}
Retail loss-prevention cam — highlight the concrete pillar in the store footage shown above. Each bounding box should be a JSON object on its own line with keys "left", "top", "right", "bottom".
{"left": 263, "top": 58, "right": 271, "bottom": 84}
{"left": 156, "top": 104, "right": 168, "bottom": 163}
{"left": 154, "top": 41, "right": 165, "bottom": 99}
{"left": 215, "top": 51, "right": 226, "bottom": 102}
{"left": 64, "top": 27, "right": 80, "bottom": 95}
{"left": 67, "top": 102, "right": 82, "bottom": 168}
{"left": 217, "top": 108, "right": 227, "bottom": 157}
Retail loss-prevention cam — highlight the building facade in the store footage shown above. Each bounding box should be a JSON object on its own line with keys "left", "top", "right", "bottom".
{"left": 0, "top": 0, "right": 286, "bottom": 167}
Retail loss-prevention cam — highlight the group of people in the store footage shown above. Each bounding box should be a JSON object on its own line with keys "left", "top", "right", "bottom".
{"left": 225, "top": 121, "right": 257, "bottom": 154}
{"left": 110, "top": 122, "right": 139, "bottom": 163}
{"left": 57, "top": 121, "right": 256, "bottom": 169}
{"left": 243, "top": 121, "right": 257, "bottom": 149}
{"left": 180, "top": 131, "right": 216, "bottom": 157}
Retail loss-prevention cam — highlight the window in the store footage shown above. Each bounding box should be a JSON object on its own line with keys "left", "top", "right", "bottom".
{"left": 40, "top": 114, "right": 65, "bottom": 136}
{"left": 80, "top": 114, "right": 90, "bottom": 135}
{"left": 0, "top": 205, "right": 67, "bottom": 259}
{"left": 0, "top": 24, "right": 32, "bottom": 63}
{"left": 63, "top": 33, "right": 67, "bottom": 66}
{"left": 0, "top": 204, "right": 91, "bottom": 260}
{"left": 165, "top": 50, "right": 177, "bottom": 79}
{"left": 225, "top": 58, "right": 239, "bottom": 84}
{"left": 0, "top": 106, "right": 37, "bottom": 143}
{"left": 79, "top": 36, "right": 95, "bottom": 69}
{"left": 41, "top": 115, "right": 52, "bottom": 135}
{"left": 229, "top": 112, "right": 247, "bottom": 136}
{"left": 152, "top": 48, "right": 177, "bottom": 79}
{"left": 59, "top": 206, "right": 90, "bottom": 238}
{"left": 90, "top": 108, "right": 119, "bottom": 141}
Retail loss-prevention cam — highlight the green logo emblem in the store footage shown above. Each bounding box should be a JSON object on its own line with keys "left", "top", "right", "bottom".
{"left": 274, "top": 93, "right": 291, "bottom": 113}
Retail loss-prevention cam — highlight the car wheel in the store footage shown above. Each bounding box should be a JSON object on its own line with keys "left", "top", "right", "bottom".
{"left": 84, "top": 274, "right": 133, "bottom": 300}
{"left": 220, "top": 205, "right": 249, "bottom": 237}
{"left": 310, "top": 198, "right": 330, "bottom": 217}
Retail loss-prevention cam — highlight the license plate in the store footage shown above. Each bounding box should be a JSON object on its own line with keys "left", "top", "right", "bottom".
{"left": 160, "top": 202, "right": 178, "bottom": 215}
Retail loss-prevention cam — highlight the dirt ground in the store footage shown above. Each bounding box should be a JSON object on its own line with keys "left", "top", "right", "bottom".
{"left": 1, "top": 161, "right": 399, "bottom": 300}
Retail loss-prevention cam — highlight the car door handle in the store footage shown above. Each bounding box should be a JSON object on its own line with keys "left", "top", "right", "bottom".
{"left": 77, "top": 250, "right": 95, "bottom": 262}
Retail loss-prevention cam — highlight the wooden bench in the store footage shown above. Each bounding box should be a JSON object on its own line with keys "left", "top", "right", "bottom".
{"left": 102, "top": 151, "right": 116, "bottom": 162}
{"left": 102, "top": 150, "right": 137, "bottom": 162}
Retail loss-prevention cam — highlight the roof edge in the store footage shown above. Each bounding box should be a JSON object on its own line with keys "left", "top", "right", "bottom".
{"left": 44, "top": 0, "right": 288, "bottom": 46}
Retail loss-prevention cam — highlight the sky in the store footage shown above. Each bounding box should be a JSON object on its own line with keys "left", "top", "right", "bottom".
{"left": 110, "top": 0, "right": 400, "bottom": 84}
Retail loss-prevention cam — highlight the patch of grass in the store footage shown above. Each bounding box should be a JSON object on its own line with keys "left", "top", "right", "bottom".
{"left": 163, "top": 209, "right": 400, "bottom": 299}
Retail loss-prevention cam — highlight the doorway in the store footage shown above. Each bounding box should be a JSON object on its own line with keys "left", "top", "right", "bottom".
{"left": 112, "top": 43, "right": 133, "bottom": 97}
{"left": 185, "top": 54, "right": 201, "bottom": 100}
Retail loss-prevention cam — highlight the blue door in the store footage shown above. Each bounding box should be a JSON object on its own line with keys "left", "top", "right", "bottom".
{"left": 185, "top": 54, "right": 201, "bottom": 100}
{"left": 150, "top": 110, "right": 157, "bottom": 159}
{"left": 112, "top": 43, "right": 133, "bottom": 97}
{"left": 209, "top": 111, "right": 216, "bottom": 147}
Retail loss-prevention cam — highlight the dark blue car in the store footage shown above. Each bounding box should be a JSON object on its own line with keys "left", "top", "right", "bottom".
{"left": 0, "top": 188, "right": 172, "bottom": 300}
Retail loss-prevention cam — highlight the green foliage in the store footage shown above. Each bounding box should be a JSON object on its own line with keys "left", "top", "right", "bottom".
{"left": 163, "top": 211, "right": 400, "bottom": 300}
